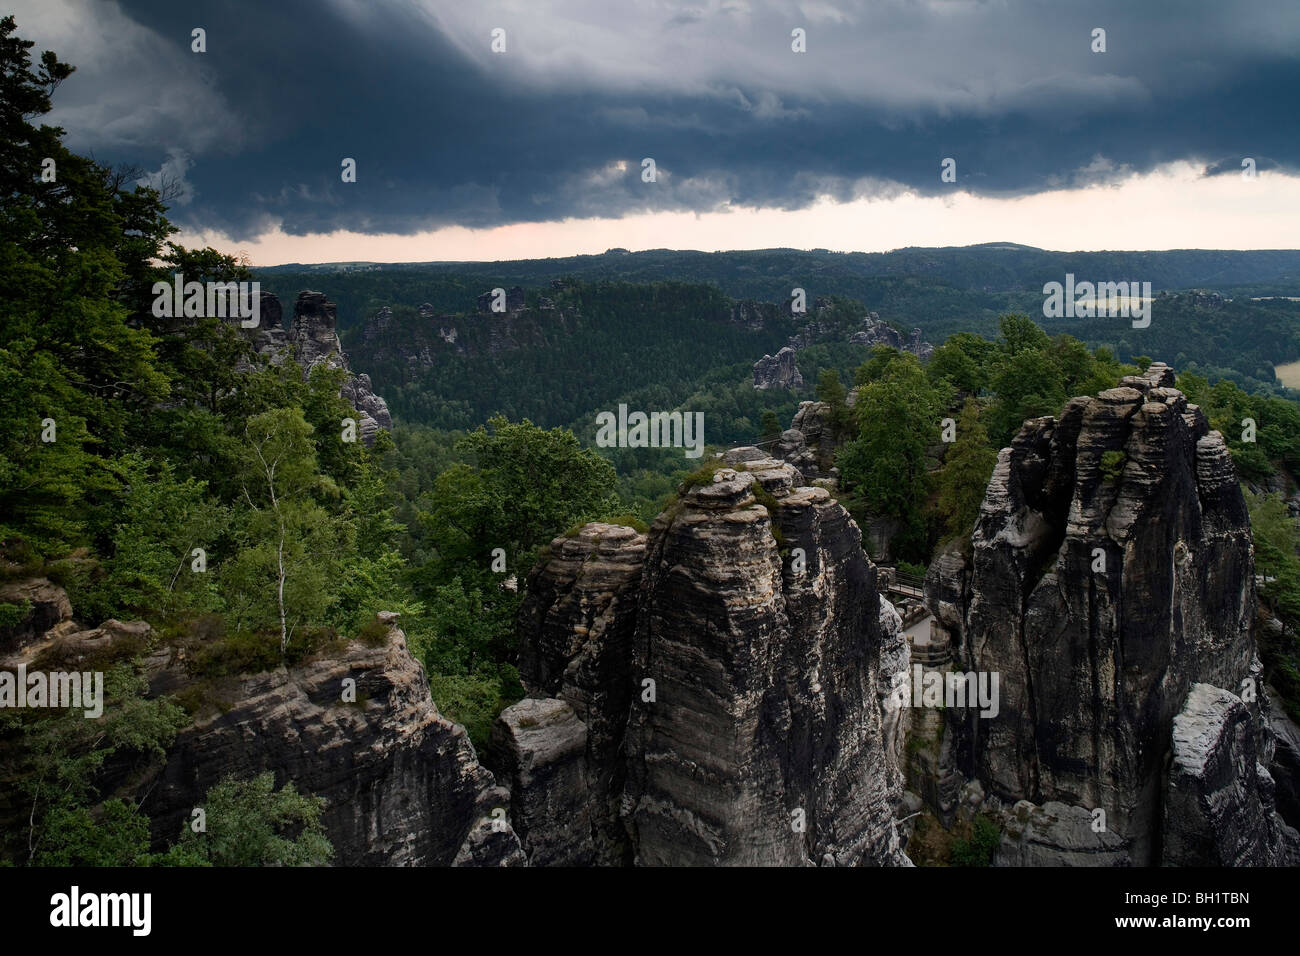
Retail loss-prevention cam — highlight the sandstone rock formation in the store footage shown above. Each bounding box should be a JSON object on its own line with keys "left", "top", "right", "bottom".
{"left": 994, "top": 800, "right": 1128, "bottom": 866}
{"left": 489, "top": 697, "right": 595, "bottom": 866}
{"left": 289, "top": 292, "right": 393, "bottom": 446}
{"left": 753, "top": 346, "right": 804, "bottom": 390}
{"left": 1162, "top": 684, "right": 1299, "bottom": 865}
{"left": 509, "top": 522, "right": 644, "bottom": 865}
{"left": 229, "top": 291, "right": 392, "bottom": 446}
{"left": 846, "top": 316, "right": 933, "bottom": 363}
{"left": 499, "top": 458, "right": 912, "bottom": 866}
{"left": 138, "top": 623, "right": 525, "bottom": 866}
{"left": 0, "top": 577, "right": 74, "bottom": 655}
{"left": 624, "top": 455, "right": 909, "bottom": 865}
{"left": 923, "top": 362, "right": 1298, "bottom": 865}
{"left": 787, "top": 307, "right": 933, "bottom": 361}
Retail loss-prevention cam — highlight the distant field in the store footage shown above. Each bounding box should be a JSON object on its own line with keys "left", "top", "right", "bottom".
{"left": 1277, "top": 360, "right": 1300, "bottom": 388}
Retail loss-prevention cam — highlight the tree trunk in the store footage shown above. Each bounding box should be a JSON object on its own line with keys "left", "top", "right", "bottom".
{"left": 277, "top": 522, "right": 287, "bottom": 656}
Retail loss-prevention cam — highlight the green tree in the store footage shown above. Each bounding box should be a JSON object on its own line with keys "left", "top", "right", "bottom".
{"left": 838, "top": 355, "right": 948, "bottom": 559}
{"left": 932, "top": 399, "right": 998, "bottom": 541}
{"left": 816, "top": 369, "right": 855, "bottom": 443}
{"left": 3, "top": 662, "right": 188, "bottom": 865}
{"left": 158, "top": 772, "right": 332, "bottom": 867}
{"left": 1245, "top": 488, "right": 1300, "bottom": 720}
{"left": 421, "top": 417, "right": 618, "bottom": 581}
{"left": 227, "top": 408, "right": 341, "bottom": 653}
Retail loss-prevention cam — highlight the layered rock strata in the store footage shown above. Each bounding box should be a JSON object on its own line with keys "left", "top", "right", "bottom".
{"left": 504, "top": 456, "right": 911, "bottom": 865}
{"left": 139, "top": 623, "right": 524, "bottom": 866}
{"left": 924, "top": 362, "right": 1297, "bottom": 865}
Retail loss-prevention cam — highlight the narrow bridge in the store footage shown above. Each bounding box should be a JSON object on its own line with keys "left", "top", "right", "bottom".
{"left": 885, "top": 570, "right": 925, "bottom": 601}
{"left": 878, "top": 567, "right": 929, "bottom": 629}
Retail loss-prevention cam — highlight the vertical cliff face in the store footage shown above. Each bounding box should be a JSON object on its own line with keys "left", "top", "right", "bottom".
{"left": 622, "top": 454, "right": 908, "bottom": 866}
{"left": 506, "top": 522, "right": 645, "bottom": 865}
{"left": 1163, "top": 684, "right": 1298, "bottom": 865}
{"left": 926, "top": 363, "right": 1297, "bottom": 864}
{"left": 502, "top": 458, "right": 910, "bottom": 866}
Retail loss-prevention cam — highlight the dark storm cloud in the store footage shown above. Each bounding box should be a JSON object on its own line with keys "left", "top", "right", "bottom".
{"left": 15, "top": 0, "right": 1300, "bottom": 240}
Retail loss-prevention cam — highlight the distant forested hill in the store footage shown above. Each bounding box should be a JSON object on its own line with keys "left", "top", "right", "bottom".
{"left": 347, "top": 280, "right": 802, "bottom": 431}
{"left": 257, "top": 244, "right": 1300, "bottom": 328}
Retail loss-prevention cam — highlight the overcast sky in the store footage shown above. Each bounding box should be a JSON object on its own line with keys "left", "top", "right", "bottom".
{"left": 12, "top": 0, "right": 1300, "bottom": 264}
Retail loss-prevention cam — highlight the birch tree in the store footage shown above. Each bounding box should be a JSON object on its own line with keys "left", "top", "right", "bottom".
{"left": 230, "top": 408, "right": 337, "bottom": 655}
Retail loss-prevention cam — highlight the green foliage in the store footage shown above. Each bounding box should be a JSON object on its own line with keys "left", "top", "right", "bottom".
{"left": 1100, "top": 450, "right": 1127, "bottom": 481}
{"left": 158, "top": 772, "right": 332, "bottom": 867}
{"left": 838, "top": 354, "right": 949, "bottom": 562}
{"left": 0, "top": 658, "right": 188, "bottom": 865}
{"left": 676, "top": 459, "right": 729, "bottom": 495}
{"left": 31, "top": 799, "right": 153, "bottom": 867}
{"left": 426, "top": 671, "right": 521, "bottom": 752}
{"left": 72, "top": 455, "right": 226, "bottom": 624}
{"left": 347, "top": 281, "right": 798, "bottom": 431}
{"left": 951, "top": 815, "right": 1001, "bottom": 867}
{"left": 933, "top": 400, "right": 998, "bottom": 540}
{"left": 0, "top": 599, "right": 31, "bottom": 633}
{"left": 602, "top": 513, "right": 650, "bottom": 534}
{"left": 1245, "top": 488, "right": 1300, "bottom": 719}
{"left": 421, "top": 417, "right": 618, "bottom": 583}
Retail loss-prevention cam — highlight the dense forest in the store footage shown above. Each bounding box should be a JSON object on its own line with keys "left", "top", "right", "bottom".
{"left": 2, "top": 15, "right": 1299, "bottom": 868}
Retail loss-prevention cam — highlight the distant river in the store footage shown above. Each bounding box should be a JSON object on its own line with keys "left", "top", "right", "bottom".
{"left": 1277, "top": 360, "right": 1300, "bottom": 389}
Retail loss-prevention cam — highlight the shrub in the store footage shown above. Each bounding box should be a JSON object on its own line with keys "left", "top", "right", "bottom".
{"left": 1100, "top": 450, "right": 1126, "bottom": 481}
{"left": 951, "top": 815, "right": 1001, "bottom": 866}
{"left": 357, "top": 615, "right": 391, "bottom": 647}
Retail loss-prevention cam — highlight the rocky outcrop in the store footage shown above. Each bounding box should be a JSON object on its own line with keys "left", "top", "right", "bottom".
{"left": 288, "top": 292, "right": 393, "bottom": 446}
{"left": 138, "top": 623, "right": 525, "bottom": 866}
{"left": 229, "top": 291, "right": 392, "bottom": 446}
{"left": 847, "top": 314, "right": 933, "bottom": 362}
{"left": 489, "top": 697, "right": 595, "bottom": 866}
{"left": 501, "top": 460, "right": 911, "bottom": 866}
{"left": 1266, "top": 690, "right": 1300, "bottom": 829}
{"left": 922, "top": 361, "right": 1295, "bottom": 864}
{"left": 623, "top": 455, "right": 909, "bottom": 865}
{"left": 994, "top": 800, "right": 1128, "bottom": 867}
{"left": 753, "top": 346, "right": 804, "bottom": 390}
{"left": 729, "top": 299, "right": 782, "bottom": 331}
{"left": 787, "top": 307, "right": 933, "bottom": 361}
{"left": 0, "top": 578, "right": 74, "bottom": 655}
{"left": 770, "top": 428, "right": 822, "bottom": 481}
{"left": 512, "top": 522, "right": 645, "bottom": 865}
{"left": 1163, "top": 684, "right": 1299, "bottom": 865}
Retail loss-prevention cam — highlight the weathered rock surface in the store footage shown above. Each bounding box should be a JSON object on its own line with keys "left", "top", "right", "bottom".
{"left": 993, "top": 800, "right": 1129, "bottom": 867}
{"left": 923, "top": 362, "right": 1294, "bottom": 864}
{"left": 753, "top": 346, "right": 804, "bottom": 390}
{"left": 0, "top": 578, "right": 74, "bottom": 654}
{"left": 230, "top": 291, "right": 392, "bottom": 446}
{"left": 846, "top": 316, "right": 933, "bottom": 363}
{"left": 786, "top": 307, "right": 932, "bottom": 361}
{"left": 289, "top": 292, "right": 393, "bottom": 445}
{"left": 138, "top": 624, "right": 524, "bottom": 866}
{"left": 504, "top": 460, "right": 911, "bottom": 866}
{"left": 1266, "top": 689, "right": 1300, "bottom": 830}
{"left": 515, "top": 522, "right": 644, "bottom": 865}
{"left": 623, "top": 456, "right": 908, "bottom": 865}
{"left": 489, "top": 697, "right": 594, "bottom": 866}
{"left": 1162, "top": 684, "right": 1300, "bottom": 866}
